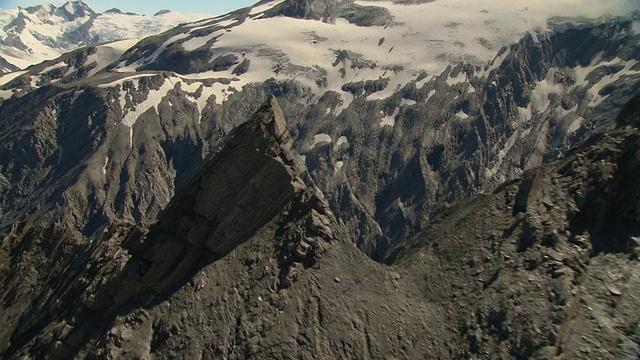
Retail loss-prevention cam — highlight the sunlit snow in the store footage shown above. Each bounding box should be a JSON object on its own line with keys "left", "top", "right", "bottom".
{"left": 0, "top": 5, "right": 208, "bottom": 70}
{"left": 309, "top": 133, "right": 332, "bottom": 149}
{"left": 104, "top": 0, "right": 636, "bottom": 114}
{"left": 337, "top": 136, "right": 349, "bottom": 147}
{"left": 455, "top": 111, "right": 469, "bottom": 119}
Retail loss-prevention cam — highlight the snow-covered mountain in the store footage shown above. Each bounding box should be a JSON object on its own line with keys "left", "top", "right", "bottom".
{"left": 110, "top": 0, "right": 639, "bottom": 106}
{"left": 0, "top": 0, "right": 208, "bottom": 72}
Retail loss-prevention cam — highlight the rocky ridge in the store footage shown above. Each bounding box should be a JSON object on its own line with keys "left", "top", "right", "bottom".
{"left": 1, "top": 97, "right": 339, "bottom": 357}
{"left": 1, "top": 95, "right": 639, "bottom": 359}
{"left": 388, "top": 94, "right": 640, "bottom": 358}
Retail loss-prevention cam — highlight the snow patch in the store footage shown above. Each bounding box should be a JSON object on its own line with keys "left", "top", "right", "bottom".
{"left": 380, "top": 107, "right": 400, "bottom": 127}
{"left": 102, "top": 155, "right": 109, "bottom": 175}
{"left": 415, "top": 74, "right": 433, "bottom": 90}
{"left": 588, "top": 60, "right": 640, "bottom": 107}
{"left": 446, "top": 71, "right": 467, "bottom": 86}
{"left": 121, "top": 78, "right": 175, "bottom": 128}
{"left": 568, "top": 57, "right": 640, "bottom": 107}
{"left": 84, "top": 38, "right": 138, "bottom": 77}
{"left": 479, "top": 49, "right": 510, "bottom": 78}
{"left": 335, "top": 92, "right": 354, "bottom": 117}
{"left": 486, "top": 130, "right": 519, "bottom": 178}
{"left": 572, "top": 56, "right": 623, "bottom": 87}
{"left": 337, "top": 136, "right": 349, "bottom": 147}
{"left": 309, "top": 133, "right": 332, "bottom": 149}
{"left": 39, "top": 62, "right": 66, "bottom": 74}
{"left": 518, "top": 106, "right": 532, "bottom": 123}
{"left": 0, "top": 70, "right": 26, "bottom": 87}
{"left": 181, "top": 81, "right": 209, "bottom": 120}
{"left": 455, "top": 111, "right": 469, "bottom": 119}
{"left": 401, "top": 98, "right": 416, "bottom": 106}
{"left": 426, "top": 89, "right": 436, "bottom": 102}
{"left": 567, "top": 116, "right": 584, "bottom": 133}
{"left": 64, "top": 2, "right": 77, "bottom": 15}
{"left": 530, "top": 71, "right": 563, "bottom": 112}
{"left": 367, "top": 72, "right": 415, "bottom": 101}
{"left": 555, "top": 104, "right": 578, "bottom": 118}
{"left": 0, "top": 89, "right": 13, "bottom": 99}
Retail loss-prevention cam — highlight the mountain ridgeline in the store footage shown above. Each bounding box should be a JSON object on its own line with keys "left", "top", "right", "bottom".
{"left": 1, "top": 94, "right": 639, "bottom": 358}
{"left": 0, "top": 0, "right": 639, "bottom": 358}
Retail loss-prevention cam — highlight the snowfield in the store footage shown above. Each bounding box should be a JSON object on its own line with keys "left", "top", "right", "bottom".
{"left": 107, "top": 0, "right": 638, "bottom": 118}
{"left": 82, "top": 39, "right": 140, "bottom": 77}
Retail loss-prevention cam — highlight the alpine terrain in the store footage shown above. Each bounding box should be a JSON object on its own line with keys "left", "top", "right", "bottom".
{"left": 0, "top": 1, "right": 207, "bottom": 73}
{"left": 0, "top": 0, "right": 639, "bottom": 358}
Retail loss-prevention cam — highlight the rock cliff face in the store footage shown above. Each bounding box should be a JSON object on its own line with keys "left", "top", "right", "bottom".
{"left": 0, "top": 97, "right": 339, "bottom": 357}
{"left": 2, "top": 95, "right": 639, "bottom": 359}
{"left": 2, "top": 16, "right": 637, "bottom": 259}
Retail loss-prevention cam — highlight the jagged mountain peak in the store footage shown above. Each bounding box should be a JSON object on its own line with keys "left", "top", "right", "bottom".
{"left": 151, "top": 95, "right": 313, "bottom": 263}
{"left": 0, "top": 95, "right": 345, "bottom": 357}
{"left": 154, "top": 9, "right": 172, "bottom": 16}
{"left": 104, "top": 8, "right": 123, "bottom": 15}
{"left": 21, "top": 0, "right": 94, "bottom": 19}
{"left": 55, "top": 1, "right": 96, "bottom": 20}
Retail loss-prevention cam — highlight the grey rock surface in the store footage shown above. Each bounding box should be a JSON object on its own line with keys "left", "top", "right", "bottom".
{"left": 1, "top": 95, "right": 639, "bottom": 359}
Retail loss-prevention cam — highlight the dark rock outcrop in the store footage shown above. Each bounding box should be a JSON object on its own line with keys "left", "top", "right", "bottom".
{"left": 0, "top": 57, "right": 20, "bottom": 75}
{"left": 0, "top": 97, "right": 341, "bottom": 357}
{"left": 263, "top": 0, "right": 393, "bottom": 27}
